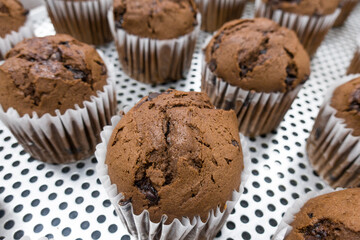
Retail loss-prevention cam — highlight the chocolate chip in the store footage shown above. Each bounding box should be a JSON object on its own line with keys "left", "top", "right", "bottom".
{"left": 0, "top": 3, "right": 9, "bottom": 14}
{"left": 231, "top": 140, "right": 239, "bottom": 147}
{"left": 50, "top": 51, "right": 62, "bottom": 61}
{"left": 65, "top": 65, "right": 88, "bottom": 81}
{"left": 259, "top": 49, "right": 267, "bottom": 55}
{"left": 209, "top": 59, "right": 217, "bottom": 72}
{"left": 59, "top": 41, "right": 70, "bottom": 47}
{"left": 285, "top": 65, "right": 297, "bottom": 88}
{"left": 239, "top": 64, "right": 249, "bottom": 78}
{"left": 115, "top": 6, "right": 126, "bottom": 29}
{"left": 349, "top": 88, "right": 360, "bottom": 111}
{"left": 135, "top": 178, "right": 159, "bottom": 205}
{"left": 307, "top": 213, "right": 314, "bottom": 218}
{"left": 148, "top": 92, "right": 161, "bottom": 101}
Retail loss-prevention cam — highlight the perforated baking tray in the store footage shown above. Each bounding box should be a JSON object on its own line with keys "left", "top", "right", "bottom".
{"left": 0, "top": 3, "right": 359, "bottom": 240}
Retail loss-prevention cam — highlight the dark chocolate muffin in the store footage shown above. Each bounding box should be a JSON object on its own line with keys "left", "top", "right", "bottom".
{"left": 113, "top": 0, "right": 197, "bottom": 39}
{"left": 331, "top": 77, "right": 360, "bottom": 136}
{"left": 0, "top": 34, "right": 108, "bottom": 117}
{"left": 284, "top": 188, "right": 360, "bottom": 240}
{"left": 106, "top": 89, "right": 244, "bottom": 223}
{"left": 0, "top": 0, "right": 27, "bottom": 38}
{"left": 204, "top": 18, "right": 310, "bottom": 93}
{"left": 262, "top": 0, "right": 341, "bottom": 15}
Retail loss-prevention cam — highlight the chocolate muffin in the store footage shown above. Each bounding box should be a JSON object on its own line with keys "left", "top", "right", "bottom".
{"left": 0, "top": 0, "right": 27, "bottom": 38}
{"left": 106, "top": 89, "right": 244, "bottom": 223}
{"left": 0, "top": 34, "right": 116, "bottom": 163}
{"left": 307, "top": 76, "right": 360, "bottom": 188}
{"left": 111, "top": 0, "right": 199, "bottom": 83}
{"left": 0, "top": 34, "right": 107, "bottom": 117}
{"left": 202, "top": 18, "right": 310, "bottom": 136}
{"left": 45, "top": 0, "right": 113, "bottom": 45}
{"left": 255, "top": 0, "right": 341, "bottom": 57}
{"left": 284, "top": 188, "right": 360, "bottom": 240}
{"left": 0, "top": 0, "right": 31, "bottom": 60}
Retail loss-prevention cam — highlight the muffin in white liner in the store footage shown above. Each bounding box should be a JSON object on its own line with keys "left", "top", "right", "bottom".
{"left": 0, "top": 2, "right": 33, "bottom": 60}
{"left": 255, "top": 0, "right": 341, "bottom": 57}
{"left": 195, "top": 0, "right": 247, "bottom": 32}
{"left": 95, "top": 91, "right": 250, "bottom": 240}
{"left": 306, "top": 74, "right": 360, "bottom": 188}
{"left": 0, "top": 48, "right": 117, "bottom": 164}
{"left": 334, "top": 0, "right": 359, "bottom": 27}
{"left": 272, "top": 187, "right": 346, "bottom": 240}
{"left": 108, "top": 2, "right": 200, "bottom": 84}
{"left": 44, "top": 0, "right": 113, "bottom": 45}
{"left": 347, "top": 35, "right": 360, "bottom": 75}
{"left": 201, "top": 18, "right": 310, "bottom": 137}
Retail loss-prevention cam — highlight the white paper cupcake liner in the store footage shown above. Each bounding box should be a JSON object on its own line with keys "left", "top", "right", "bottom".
{"left": 195, "top": 0, "right": 246, "bottom": 32}
{"left": 255, "top": 0, "right": 340, "bottom": 57}
{"left": 0, "top": 15, "right": 33, "bottom": 60}
{"left": 0, "top": 51, "right": 117, "bottom": 164}
{"left": 306, "top": 74, "right": 360, "bottom": 188}
{"left": 95, "top": 115, "right": 250, "bottom": 240}
{"left": 201, "top": 61, "right": 303, "bottom": 137}
{"left": 109, "top": 8, "right": 201, "bottom": 84}
{"left": 45, "top": 0, "right": 113, "bottom": 45}
{"left": 334, "top": 0, "right": 359, "bottom": 27}
{"left": 347, "top": 36, "right": 360, "bottom": 75}
{"left": 272, "top": 187, "right": 344, "bottom": 240}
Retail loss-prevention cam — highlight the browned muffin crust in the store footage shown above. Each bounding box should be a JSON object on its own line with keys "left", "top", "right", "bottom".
{"left": 205, "top": 18, "right": 310, "bottom": 93}
{"left": 0, "top": 0, "right": 27, "bottom": 38}
{"left": 113, "top": 0, "right": 198, "bottom": 40}
{"left": 262, "top": 0, "right": 341, "bottom": 15}
{"left": 285, "top": 188, "right": 360, "bottom": 240}
{"left": 330, "top": 77, "right": 360, "bottom": 136}
{"left": 0, "top": 34, "right": 108, "bottom": 117}
{"left": 106, "top": 89, "right": 244, "bottom": 223}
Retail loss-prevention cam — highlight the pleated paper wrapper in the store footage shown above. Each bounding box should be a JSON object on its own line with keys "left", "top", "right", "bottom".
{"left": 306, "top": 74, "right": 360, "bottom": 188}
{"left": 201, "top": 61, "right": 303, "bottom": 137}
{"left": 108, "top": 8, "right": 200, "bottom": 84}
{"left": 0, "top": 51, "right": 117, "bottom": 164}
{"left": 334, "top": 0, "right": 359, "bottom": 27}
{"left": 195, "top": 0, "right": 247, "bottom": 32}
{"left": 95, "top": 115, "right": 250, "bottom": 240}
{"left": 271, "top": 187, "right": 344, "bottom": 240}
{"left": 0, "top": 15, "right": 33, "bottom": 60}
{"left": 255, "top": 0, "right": 340, "bottom": 57}
{"left": 45, "top": 0, "right": 113, "bottom": 45}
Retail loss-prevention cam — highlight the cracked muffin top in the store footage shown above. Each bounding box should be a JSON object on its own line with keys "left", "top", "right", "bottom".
{"left": 204, "top": 18, "right": 310, "bottom": 93}
{"left": 0, "top": 34, "right": 108, "bottom": 117}
{"left": 0, "top": 0, "right": 28, "bottom": 38}
{"left": 331, "top": 77, "right": 360, "bottom": 136}
{"left": 113, "top": 0, "right": 198, "bottom": 39}
{"left": 106, "top": 89, "right": 244, "bottom": 223}
{"left": 261, "top": 0, "right": 340, "bottom": 16}
{"left": 285, "top": 188, "right": 360, "bottom": 240}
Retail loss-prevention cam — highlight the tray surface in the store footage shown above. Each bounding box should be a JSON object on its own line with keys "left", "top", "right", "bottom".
{"left": 0, "top": 3, "right": 360, "bottom": 240}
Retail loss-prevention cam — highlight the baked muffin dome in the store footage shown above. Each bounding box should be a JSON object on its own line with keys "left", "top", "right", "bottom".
{"left": 285, "top": 188, "right": 360, "bottom": 240}
{"left": 113, "top": 0, "right": 198, "bottom": 39}
{"left": 0, "top": 34, "right": 108, "bottom": 117}
{"left": 331, "top": 76, "right": 360, "bottom": 136}
{"left": 262, "top": 0, "right": 341, "bottom": 15}
{"left": 204, "top": 18, "right": 310, "bottom": 93}
{"left": 106, "top": 89, "right": 244, "bottom": 222}
{"left": 0, "top": 0, "right": 27, "bottom": 38}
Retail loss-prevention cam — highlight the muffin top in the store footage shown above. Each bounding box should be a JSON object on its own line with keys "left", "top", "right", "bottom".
{"left": 205, "top": 18, "right": 310, "bottom": 93}
{"left": 331, "top": 77, "right": 360, "bottom": 136}
{"left": 285, "top": 188, "right": 360, "bottom": 240}
{"left": 106, "top": 89, "right": 244, "bottom": 223}
{"left": 0, "top": 34, "right": 108, "bottom": 117}
{"left": 0, "top": 0, "right": 28, "bottom": 38}
{"left": 262, "top": 0, "right": 340, "bottom": 15}
{"left": 113, "top": 0, "right": 197, "bottom": 39}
